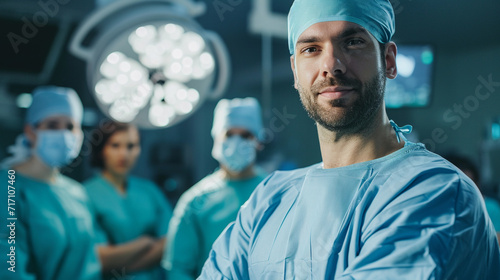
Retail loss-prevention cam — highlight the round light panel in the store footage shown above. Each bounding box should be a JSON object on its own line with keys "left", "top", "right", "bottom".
{"left": 92, "top": 21, "right": 216, "bottom": 128}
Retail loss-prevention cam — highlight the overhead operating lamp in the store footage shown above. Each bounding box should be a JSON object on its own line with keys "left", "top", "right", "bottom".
{"left": 69, "top": 0, "right": 230, "bottom": 128}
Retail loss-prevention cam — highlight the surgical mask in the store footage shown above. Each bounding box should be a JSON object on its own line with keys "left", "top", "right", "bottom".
{"left": 34, "top": 130, "right": 82, "bottom": 168}
{"left": 213, "top": 135, "right": 257, "bottom": 172}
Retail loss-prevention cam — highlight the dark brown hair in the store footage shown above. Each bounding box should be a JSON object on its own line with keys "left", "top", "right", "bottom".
{"left": 89, "top": 120, "right": 135, "bottom": 168}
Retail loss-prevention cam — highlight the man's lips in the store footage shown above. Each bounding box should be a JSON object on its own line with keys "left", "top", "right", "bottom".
{"left": 318, "top": 86, "right": 355, "bottom": 99}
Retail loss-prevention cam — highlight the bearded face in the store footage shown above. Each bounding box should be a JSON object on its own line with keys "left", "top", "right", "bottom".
{"left": 297, "top": 69, "right": 386, "bottom": 134}
{"left": 292, "top": 21, "right": 394, "bottom": 136}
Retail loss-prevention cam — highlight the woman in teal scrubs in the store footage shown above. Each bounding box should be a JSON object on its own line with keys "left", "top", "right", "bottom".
{"left": 0, "top": 86, "right": 101, "bottom": 280}
{"left": 84, "top": 120, "right": 172, "bottom": 280}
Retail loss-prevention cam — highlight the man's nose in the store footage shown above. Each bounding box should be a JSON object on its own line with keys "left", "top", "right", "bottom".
{"left": 321, "top": 47, "right": 347, "bottom": 78}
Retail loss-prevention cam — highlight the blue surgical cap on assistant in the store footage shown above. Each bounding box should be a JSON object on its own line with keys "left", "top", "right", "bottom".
{"left": 26, "top": 86, "right": 83, "bottom": 126}
{"left": 288, "top": 0, "right": 395, "bottom": 55}
{"left": 211, "top": 97, "right": 264, "bottom": 141}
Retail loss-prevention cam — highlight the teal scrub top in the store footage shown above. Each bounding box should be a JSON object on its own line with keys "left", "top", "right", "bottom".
{"left": 484, "top": 196, "right": 500, "bottom": 232}
{"left": 199, "top": 142, "right": 500, "bottom": 279}
{"left": 164, "top": 170, "right": 267, "bottom": 280}
{"left": 84, "top": 174, "right": 173, "bottom": 280}
{"left": 0, "top": 170, "right": 102, "bottom": 280}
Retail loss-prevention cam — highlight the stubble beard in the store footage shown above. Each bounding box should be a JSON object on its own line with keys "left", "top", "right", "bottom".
{"left": 298, "top": 69, "right": 386, "bottom": 136}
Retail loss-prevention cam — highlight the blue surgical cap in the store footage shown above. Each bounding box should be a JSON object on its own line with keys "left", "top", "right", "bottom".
{"left": 26, "top": 86, "right": 83, "bottom": 126}
{"left": 288, "top": 0, "right": 395, "bottom": 54}
{"left": 211, "top": 98, "right": 264, "bottom": 141}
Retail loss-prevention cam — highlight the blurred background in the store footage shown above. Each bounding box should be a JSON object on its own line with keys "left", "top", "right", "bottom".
{"left": 1, "top": 0, "right": 499, "bottom": 205}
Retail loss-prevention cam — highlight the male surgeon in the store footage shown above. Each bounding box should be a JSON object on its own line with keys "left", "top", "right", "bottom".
{"left": 198, "top": 0, "right": 500, "bottom": 279}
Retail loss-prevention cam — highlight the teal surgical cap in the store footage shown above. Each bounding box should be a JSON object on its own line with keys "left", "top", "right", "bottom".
{"left": 288, "top": 0, "right": 395, "bottom": 54}
{"left": 211, "top": 97, "right": 264, "bottom": 141}
{"left": 26, "top": 86, "right": 83, "bottom": 126}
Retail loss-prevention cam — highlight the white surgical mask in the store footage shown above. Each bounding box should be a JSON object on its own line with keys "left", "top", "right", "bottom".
{"left": 213, "top": 135, "right": 257, "bottom": 172}
{"left": 35, "top": 130, "right": 82, "bottom": 168}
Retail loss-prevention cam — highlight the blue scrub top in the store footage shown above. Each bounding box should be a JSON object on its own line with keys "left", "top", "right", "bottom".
{"left": 164, "top": 170, "right": 267, "bottom": 280}
{"left": 0, "top": 170, "right": 102, "bottom": 280}
{"left": 199, "top": 142, "right": 500, "bottom": 279}
{"left": 84, "top": 174, "right": 173, "bottom": 279}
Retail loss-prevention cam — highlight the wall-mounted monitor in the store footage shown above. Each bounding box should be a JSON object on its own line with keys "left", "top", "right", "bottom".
{"left": 385, "top": 45, "right": 434, "bottom": 108}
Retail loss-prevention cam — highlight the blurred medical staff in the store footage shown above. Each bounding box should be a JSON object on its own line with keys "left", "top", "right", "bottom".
{"left": 163, "top": 98, "right": 267, "bottom": 280}
{"left": 84, "top": 120, "right": 172, "bottom": 280}
{"left": 0, "top": 86, "right": 101, "bottom": 279}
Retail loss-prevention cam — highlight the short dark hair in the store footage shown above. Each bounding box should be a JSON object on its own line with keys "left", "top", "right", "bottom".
{"left": 89, "top": 120, "right": 135, "bottom": 169}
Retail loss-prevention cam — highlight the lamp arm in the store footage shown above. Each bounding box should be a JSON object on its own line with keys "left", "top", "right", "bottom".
{"left": 205, "top": 31, "right": 231, "bottom": 100}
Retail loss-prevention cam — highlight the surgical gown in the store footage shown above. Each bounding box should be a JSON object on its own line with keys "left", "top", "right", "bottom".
{"left": 199, "top": 142, "right": 500, "bottom": 279}
{"left": 84, "top": 174, "right": 173, "bottom": 280}
{"left": 164, "top": 170, "right": 267, "bottom": 280}
{"left": 0, "top": 170, "right": 101, "bottom": 280}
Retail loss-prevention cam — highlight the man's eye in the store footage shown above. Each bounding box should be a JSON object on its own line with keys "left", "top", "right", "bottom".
{"left": 302, "top": 47, "right": 318, "bottom": 53}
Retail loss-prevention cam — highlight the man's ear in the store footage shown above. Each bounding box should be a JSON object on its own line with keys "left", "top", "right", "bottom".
{"left": 290, "top": 55, "right": 298, "bottom": 89}
{"left": 24, "top": 124, "right": 36, "bottom": 147}
{"left": 384, "top": 42, "right": 397, "bottom": 79}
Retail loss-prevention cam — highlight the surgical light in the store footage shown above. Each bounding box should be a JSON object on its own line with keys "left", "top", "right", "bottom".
{"left": 69, "top": 0, "right": 230, "bottom": 128}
